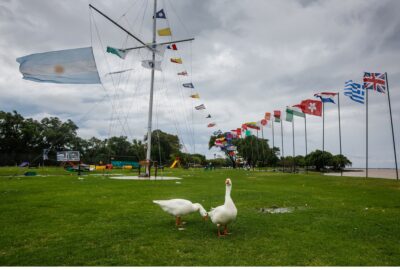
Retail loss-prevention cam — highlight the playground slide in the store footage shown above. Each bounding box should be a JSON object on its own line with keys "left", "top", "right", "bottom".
{"left": 170, "top": 159, "right": 179, "bottom": 169}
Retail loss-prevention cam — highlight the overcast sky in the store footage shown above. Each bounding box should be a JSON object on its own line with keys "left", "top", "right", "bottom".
{"left": 1, "top": 0, "right": 400, "bottom": 168}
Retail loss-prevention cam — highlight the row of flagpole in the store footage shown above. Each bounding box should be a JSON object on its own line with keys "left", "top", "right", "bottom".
{"left": 223, "top": 72, "right": 397, "bottom": 179}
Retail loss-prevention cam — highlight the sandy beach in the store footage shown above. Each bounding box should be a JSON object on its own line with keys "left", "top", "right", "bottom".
{"left": 325, "top": 168, "right": 400, "bottom": 180}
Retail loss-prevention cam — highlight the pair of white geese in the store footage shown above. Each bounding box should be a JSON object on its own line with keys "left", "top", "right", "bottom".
{"left": 153, "top": 178, "right": 237, "bottom": 237}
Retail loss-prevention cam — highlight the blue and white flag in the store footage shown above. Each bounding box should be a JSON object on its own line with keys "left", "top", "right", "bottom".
{"left": 183, "top": 83, "right": 194, "bottom": 88}
{"left": 155, "top": 9, "right": 166, "bottom": 19}
{"left": 16, "top": 47, "right": 101, "bottom": 84}
{"left": 344, "top": 80, "right": 365, "bottom": 104}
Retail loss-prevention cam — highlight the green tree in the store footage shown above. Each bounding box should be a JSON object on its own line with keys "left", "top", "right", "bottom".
{"left": 150, "top": 129, "right": 181, "bottom": 164}
{"left": 331, "top": 154, "right": 352, "bottom": 170}
{"left": 294, "top": 155, "right": 306, "bottom": 167}
{"left": 131, "top": 139, "right": 146, "bottom": 162}
{"left": 107, "top": 136, "right": 131, "bottom": 158}
{"left": 82, "top": 137, "right": 109, "bottom": 164}
{"left": 209, "top": 134, "right": 279, "bottom": 168}
{"left": 0, "top": 110, "right": 213, "bottom": 167}
{"left": 305, "top": 150, "right": 333, "bottom": 171}
{"left": 178, "top": 153, "right": 206, "bottom": 167}
{"left": 40, "top": 117, "right": 78, "bottom": 150}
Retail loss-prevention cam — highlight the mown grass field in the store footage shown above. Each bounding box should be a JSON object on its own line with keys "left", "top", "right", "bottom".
{"left": 0, "top": 166, "right": 399, "bottom": 266}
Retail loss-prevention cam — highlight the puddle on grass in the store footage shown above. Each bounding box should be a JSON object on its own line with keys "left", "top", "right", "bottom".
{"left": 258, "top": 206, "right": 307, "bottom": 214}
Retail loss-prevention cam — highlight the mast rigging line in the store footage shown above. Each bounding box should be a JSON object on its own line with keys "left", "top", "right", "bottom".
{"left": 91, "top": 13, "right": 134, "bottom": 139}
{"left": 165, "top": 0, "right": 196, "bottom": 154}
{"left": 89, "top": 4, "right": 155, "bottom": 53}
{"left": 90, "top": 1, "right": 197, "bottom": 164}
{"left": 113, "top": 0, "right": 150, "bottom": 141}
{"left": 91, "top": 0, "right": 150, "bottom": 142}
{"left": 160, "top": 6, "right": 196, "bottom": 154}
{"left": 116, "top": 0, "right": 143, "bottom": 22}
{"left": 167, "top": 45, "right": 196, "bottom": 153}
{"left": 30, "top": 7, "right": 143, "bottom": 165}
{"left": 158, "top": 73, "right": 189, "bottom": 154}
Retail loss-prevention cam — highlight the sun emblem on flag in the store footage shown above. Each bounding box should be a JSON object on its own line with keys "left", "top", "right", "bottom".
{"left": 308, "top": 102, "right": 316, "bottom": 112}
{"left": 54, "top": 65, "right": 65, "bottom": 74}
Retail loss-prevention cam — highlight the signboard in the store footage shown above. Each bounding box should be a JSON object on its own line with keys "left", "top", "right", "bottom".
{"left": 56, "top": 151, "right": 80, "bottom": 162}
{"left": 43, "top": 149, "right": 49, "bottom": 160}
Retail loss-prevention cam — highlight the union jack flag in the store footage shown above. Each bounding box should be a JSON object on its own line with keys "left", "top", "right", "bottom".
{"left": 363, "top": 72, "right": 386, "bottom": 93}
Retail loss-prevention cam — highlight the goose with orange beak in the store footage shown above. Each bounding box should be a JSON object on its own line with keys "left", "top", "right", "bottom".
{"left": 208, "top": 178, "right": 237, "bottom": 237}
{"left": 153, "top": 199, "right": 208, "bottom": 227}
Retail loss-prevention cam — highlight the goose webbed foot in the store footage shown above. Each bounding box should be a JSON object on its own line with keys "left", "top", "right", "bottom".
{"left": 175, "top": 216, "right": 183, "bottom": 227}
{"left": 223, "top": 225, "right": 230, "bottom": 235}
{"left": 217, "top": 224, "right": 226, "bottom": 237}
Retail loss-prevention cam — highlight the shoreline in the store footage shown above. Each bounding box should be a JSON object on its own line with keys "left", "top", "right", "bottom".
{"left": 325, "top": 168, "right": 400, "bottom": 180}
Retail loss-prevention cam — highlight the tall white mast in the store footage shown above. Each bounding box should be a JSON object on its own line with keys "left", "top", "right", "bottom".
{"left": 89, "top": 2, "right": 194, "bottom": 177}
{"left": 145, "top": 0, "right": 157, "bottom": 175}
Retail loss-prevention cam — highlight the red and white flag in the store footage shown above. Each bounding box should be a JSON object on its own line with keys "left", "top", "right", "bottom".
{"left": 296, "top": 99, "right": 322, "bottom": 116}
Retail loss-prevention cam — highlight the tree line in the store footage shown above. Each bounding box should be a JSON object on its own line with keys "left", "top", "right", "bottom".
{"left": 0, "top": 110, "right": 204, "bottom": 166}
{"left": 0, "top": 110, "right": 351, "bottom": 170}
{"left": 209, "top": 134, "right": 352, "bottom": 171}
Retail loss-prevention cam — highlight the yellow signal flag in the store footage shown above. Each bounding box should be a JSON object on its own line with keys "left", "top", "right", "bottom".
{"left": 157, "top": 28, "right": 172, "bottom": 36}
{"left": 170, "top": 58, "right": 183, "bottom": 64}
{"left": 190, "top": 93, "right": 200, "bottom": 99}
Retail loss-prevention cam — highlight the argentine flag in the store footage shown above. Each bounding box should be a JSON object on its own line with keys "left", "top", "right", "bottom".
{"left": 16, "top": 47, "right": 101, "bottom": 84}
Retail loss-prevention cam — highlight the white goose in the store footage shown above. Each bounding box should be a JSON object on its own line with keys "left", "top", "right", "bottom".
{"left": 208, "top": 178, "right": 237, "bottom": 237}
{"left": 153, "top": 199, "right": 208, "bottom": 227}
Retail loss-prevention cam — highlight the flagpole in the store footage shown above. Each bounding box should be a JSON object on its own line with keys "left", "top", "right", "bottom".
{"left": 281, "top": 119, "right": 285, "bottom": 172}
{"left": 261, "top": 126, "right": 265, "bottom": 167}
{"left": 366, "top": 77, "right": 369, "bottom": 179}
{"left": 385, "top": 72, "right": 399, "bottom": 180}
{"left": 256, "top": 129, "right": 260, "bottom": 169}
{"left": 272, "top": 120, "right": 275, "bottom": 171}
{"left": 292, "top": 117, "right": 295, "bottom": 173}
{"left": 304, "top": 114, "right": 308, "bottom": 173}
{"left": 322, "top": 101, "right": 325, "bottom": 171}
{"left": 338, "top": 92, "right": 343, "bottom": 176}
{"left": 272, "top": 121, "right": 275, "bottom": 151}
{"left": 145, "top": 0, "right": 157, "bottom": 176}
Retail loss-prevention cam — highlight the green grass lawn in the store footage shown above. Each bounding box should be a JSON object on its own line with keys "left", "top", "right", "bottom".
{"left": 0, "top": 166, "right": 399, "bottom": 266}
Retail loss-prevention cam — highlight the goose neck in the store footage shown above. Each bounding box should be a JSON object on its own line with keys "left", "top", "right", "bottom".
{"left": 225, "top": 185, "right": 232, "bottom": 202}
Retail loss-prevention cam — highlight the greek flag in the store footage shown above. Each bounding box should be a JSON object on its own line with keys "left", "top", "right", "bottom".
{"left": 16, "top": 47, "right": 101, "bottom": 84}
{"left": 344, "top": 80, "right": 365, "bottom": 104}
